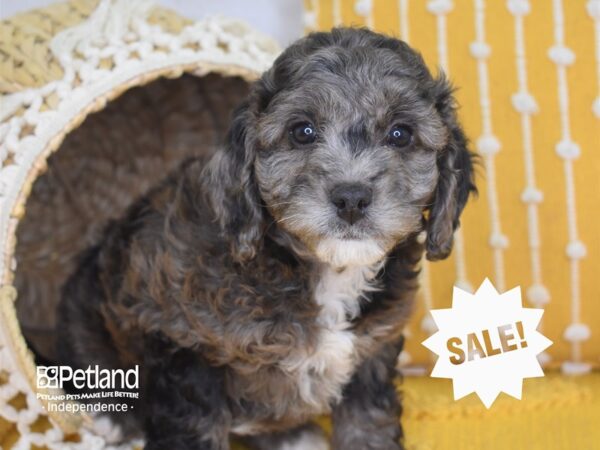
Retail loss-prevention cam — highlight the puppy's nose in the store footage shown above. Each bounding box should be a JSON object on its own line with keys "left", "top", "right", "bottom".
{"left": 330, "top": 183, "right": 373, "bottom": 224}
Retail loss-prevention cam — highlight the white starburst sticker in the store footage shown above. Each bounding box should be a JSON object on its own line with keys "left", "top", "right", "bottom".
{"left": 422, "top": 278, "right": 553, "bottom": 408}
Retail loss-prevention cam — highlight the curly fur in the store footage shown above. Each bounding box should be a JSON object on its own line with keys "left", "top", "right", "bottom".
{"left": 56, "top": 28, "right": 475, "bottom": 449}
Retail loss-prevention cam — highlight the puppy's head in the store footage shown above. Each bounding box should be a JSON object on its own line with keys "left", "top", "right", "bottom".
{"left": 215, "top": 28, "right": 475, "bottom": 266}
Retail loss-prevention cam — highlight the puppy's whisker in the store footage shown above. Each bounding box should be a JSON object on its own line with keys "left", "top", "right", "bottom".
{"left": 277, "top": 214, "right": 305, "bottom": 224}
{"left": 267, "top": 201, "right": 295, "bottom": 208}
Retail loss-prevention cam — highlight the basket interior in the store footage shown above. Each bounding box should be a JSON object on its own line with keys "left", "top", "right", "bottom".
{"left": 13, "top": 73, "right": 250, "bottom": 362}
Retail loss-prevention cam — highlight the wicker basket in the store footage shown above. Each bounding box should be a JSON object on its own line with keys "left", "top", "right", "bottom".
{"left": 0, "top": 1, "right": 279, "bottom": 447}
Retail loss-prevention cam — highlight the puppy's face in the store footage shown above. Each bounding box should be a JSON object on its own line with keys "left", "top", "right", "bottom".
{"left": 217, "top": 29, "right": 475, "bottom": 266}
{"left": 253, "top": 39, "right": 452, "bottom": 267}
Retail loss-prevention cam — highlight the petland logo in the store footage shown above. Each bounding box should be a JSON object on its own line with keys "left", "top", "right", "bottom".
{"left": 36, "top": 365, "right": 140, "bottom": 414}
{"left": 37, "top": 365, "right": 139, "bottom": 390}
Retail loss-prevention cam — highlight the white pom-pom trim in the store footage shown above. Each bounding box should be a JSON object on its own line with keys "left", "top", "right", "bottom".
{"left": 512, "top": 92, "right": 538, "bottom": 114}
{"left": 455, "top": 280, "right": 473, "bottom": 293}
{"left": 527, "top": 284, "right": 550, "bottom": 305}
{"left": 548, "top": 45, "right": 576, "bottom": 66}
{"left": 566, "top": 240, "right": 587, "bottom": 260}
{"left": 354, "top": 0, "right": 373, "bottom": 17}
{"left": 563, "top": 323, "right": 591, "bottom": 342}
{"left": 507, "top": 0, "right": 531, "bottom": 16}
{"left": 303, "top": 12, "right": 317, "bottom": 28}
{"left": 555, "top": 140, "right": 580, "bottom": 160}
{"left": 587, "top": 0, "right": 600, "bottom": 20}
{"left": 477, "top": 135, "right": 501, "bottom": 155}
{"left": 469, "top": 41, "right": 491, "bottom": 59}
{"left": 561, "top": 361, "right": 592, "bottom": 375}
{"left": 427, "top": 0, "right": 454, "bottom": 15}
{"left": 421, "top": 315, "right": 438, "bottom": 334}
{"left": 489, "top": 233, "right": 509, "bottom": 249}
{"left": 397, "top": 351, "right": 412, "bottom": 367}
{"left": 521, "top": 187, "right": 543, "bottom": 204}
{"left": 593, "top": 98, "right": 600, "bottom": 118}
{"left": 537, "top": 351, "right": 552, "bottom": 366}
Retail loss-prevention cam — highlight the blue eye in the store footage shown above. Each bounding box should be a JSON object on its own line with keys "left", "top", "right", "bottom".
{"left": 290, "top": 122, "right": 317, "bottom": 145}
{"left": 388, "top": 125, "right": 413, "bottom": 148}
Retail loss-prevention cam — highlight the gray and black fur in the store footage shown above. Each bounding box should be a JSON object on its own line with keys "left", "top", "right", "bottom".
{"left": 56, "top": 28, "right": 475, "bottom": 450}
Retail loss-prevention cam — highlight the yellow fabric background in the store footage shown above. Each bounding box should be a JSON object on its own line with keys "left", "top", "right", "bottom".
{"left": 306, "top": 0, "right": 600, "bottom": 367}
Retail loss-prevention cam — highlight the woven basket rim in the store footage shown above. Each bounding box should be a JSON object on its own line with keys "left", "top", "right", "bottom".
{"left": 0, "top": 0, "right": 281, "bottom": 443}
{"left": 1, "top": 62, "right": 259, "bottom": 435}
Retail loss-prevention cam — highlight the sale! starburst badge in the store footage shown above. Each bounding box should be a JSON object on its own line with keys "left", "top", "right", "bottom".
{"left": 422, "top": 278, "right": 553, "bottom": 408}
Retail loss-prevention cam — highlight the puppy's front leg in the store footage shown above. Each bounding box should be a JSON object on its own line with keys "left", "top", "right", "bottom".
{"left": 142, "top": 335, "right": 231, "bottom": 450}
{"left": 331, "top": 339, "right": 404, "bottom": 450}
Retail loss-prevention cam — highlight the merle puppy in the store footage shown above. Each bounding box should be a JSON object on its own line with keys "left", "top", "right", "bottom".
{"left": 57, "top": 28, "right": 475, "bottom": 450}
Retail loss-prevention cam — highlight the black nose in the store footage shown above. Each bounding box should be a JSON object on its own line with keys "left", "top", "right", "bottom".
{"left": 330, "top": 183, "right": 373, "bottom": 224}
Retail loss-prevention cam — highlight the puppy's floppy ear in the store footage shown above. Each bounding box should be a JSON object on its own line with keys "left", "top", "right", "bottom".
{"left": 208, "top": 101, "right": 264, "bottom": 263}
{"left": 425, "top": 75, "right": 476, "bottom": 261}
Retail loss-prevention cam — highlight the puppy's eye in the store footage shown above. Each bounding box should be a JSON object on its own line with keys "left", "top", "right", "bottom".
{"left": 290, "top": 122, "right": 317, "bottom": 145}
{"left": 388, "top": 125, "right": 413, "bottom": 148}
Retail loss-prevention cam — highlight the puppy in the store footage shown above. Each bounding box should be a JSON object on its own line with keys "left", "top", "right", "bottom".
{"left": 56, "top": 28, "right": 475, "bottom": 450}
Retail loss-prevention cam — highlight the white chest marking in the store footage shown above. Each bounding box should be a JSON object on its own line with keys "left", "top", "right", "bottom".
{"left": 281, "top": 262, "right": 381, "bottom": 409}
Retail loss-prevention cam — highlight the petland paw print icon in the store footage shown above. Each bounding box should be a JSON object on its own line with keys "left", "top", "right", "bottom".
{"left": 37, "top": 366, "right": 59, "bottom": 389}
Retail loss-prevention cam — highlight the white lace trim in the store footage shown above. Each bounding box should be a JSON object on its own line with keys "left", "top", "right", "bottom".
{"left": 0, "top": 0, "right": 278, "bottom": 282}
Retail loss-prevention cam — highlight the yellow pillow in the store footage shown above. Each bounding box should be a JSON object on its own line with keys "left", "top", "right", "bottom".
{"left": 304, "top": 0, "right": 599, "bottom": 370}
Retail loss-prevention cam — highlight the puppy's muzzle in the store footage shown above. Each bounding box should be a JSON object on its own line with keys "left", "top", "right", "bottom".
{"left": 329, "top": 183, "right": 372, "bottom": 225}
